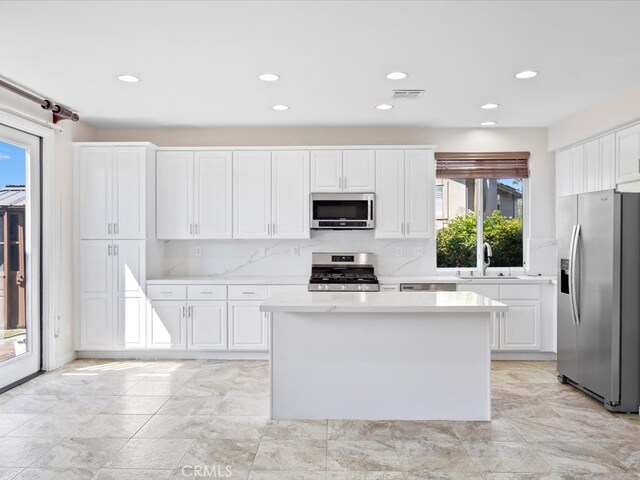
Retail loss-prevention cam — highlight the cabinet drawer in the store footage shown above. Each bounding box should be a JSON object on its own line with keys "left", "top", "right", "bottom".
{"left": 457, "top": 284, "right": 499, "bottom": 299}
{"left": 379, "top": 284, "right": 400, "bottom": 292}
{"left": 268, "top": 285, "right": 309, "bottom": 296}
{"left": 187, "top": 285, "right": 227, "bottom": 300}
{"left": 228, "top": 285, "right": 269, "bottom": 300}
{"left": 147, "top": 285, "right": 187, "bottom": 300}
{"left": 500, "top": 284, "right": 540, "bottom": 300}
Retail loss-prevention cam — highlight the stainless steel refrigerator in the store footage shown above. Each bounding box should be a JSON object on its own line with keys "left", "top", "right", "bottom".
{"left": 557, "top": 189, "right": 640, "bottom": 413}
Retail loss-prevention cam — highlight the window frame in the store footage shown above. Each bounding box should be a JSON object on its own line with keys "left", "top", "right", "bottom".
{"left": 436, "top": 177, "right": 528, "bottom": 275}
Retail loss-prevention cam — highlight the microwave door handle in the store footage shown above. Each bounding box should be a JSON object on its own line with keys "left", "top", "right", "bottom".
{"left": 369, "top": 200, "right": 373, "bottom": 220}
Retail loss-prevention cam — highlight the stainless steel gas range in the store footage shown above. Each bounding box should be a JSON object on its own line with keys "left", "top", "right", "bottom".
{"left": 308, "top": 252, "right": 379, "bottom": 292}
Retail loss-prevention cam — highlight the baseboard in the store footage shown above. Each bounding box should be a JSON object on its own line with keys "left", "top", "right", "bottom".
{"left": 48, "top": 351, "right": 78, "bottom": 371}
{"left": 76, "top": 350, "right": 270, "bottom": 361}
{"left": 492, "top": 351, "right": 557, "bottom": 361}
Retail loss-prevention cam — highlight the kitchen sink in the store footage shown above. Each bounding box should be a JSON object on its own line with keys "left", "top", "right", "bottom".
{"left": 457, "top": 275, "right": 519, "bottom": 280}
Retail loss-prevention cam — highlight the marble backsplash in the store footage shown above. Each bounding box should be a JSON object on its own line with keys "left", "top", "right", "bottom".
{"left": 162, "top": 230, "right": 436, "bottom": 278}
{"left": 160, "top": 232, "right": 557, "bottom": 278}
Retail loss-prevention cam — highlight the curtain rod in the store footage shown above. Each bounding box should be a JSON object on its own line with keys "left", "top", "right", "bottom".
{"left": 0, "top": 76, "right": 79, "bottom": 124}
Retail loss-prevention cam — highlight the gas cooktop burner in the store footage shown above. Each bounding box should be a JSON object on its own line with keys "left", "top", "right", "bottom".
{"left": 308, "top": 252, "right": 379, "bottom": 292}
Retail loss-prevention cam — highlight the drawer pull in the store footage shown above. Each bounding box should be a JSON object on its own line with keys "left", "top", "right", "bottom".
{"left": 241, "top": 291, "right": 255, "bottom": 295}
{"left": 201, "top": 291, "right": 214, "bottom": 294}
{"left": 160, "top": 291, "right": 174, "bottom": 295}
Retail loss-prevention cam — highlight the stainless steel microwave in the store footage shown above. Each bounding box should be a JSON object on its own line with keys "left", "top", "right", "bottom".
{"left": 310, "top": 193, "right": 375, "bottom": 230}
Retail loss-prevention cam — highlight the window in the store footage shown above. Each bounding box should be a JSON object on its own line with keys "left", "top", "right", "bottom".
{"left": 435, "top": 152, "right": 529, "bottom": 270}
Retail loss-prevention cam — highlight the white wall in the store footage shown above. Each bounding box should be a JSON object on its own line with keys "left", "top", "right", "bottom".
{"left": 99, "top": 126, "right": 555, "bottom": 275}
{"left": 548, "top": 81, "right": 640, "bottom": 151}
{"left": 0, "top": 91, "right": 98, "bottom": 369}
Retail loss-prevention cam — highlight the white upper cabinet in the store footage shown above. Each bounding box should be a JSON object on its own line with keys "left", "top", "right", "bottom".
{"left": 311, "top": 150, "right": 375, "bottom": 192}
{"left": 599, "top": 134, "right": 616, "bottom": 190}
{"left": 616, "top": 123, "right": 640, "bottom": 185}
{"left": 79, "top": 148, "right": 112, "bottom": 239}
{"left": 343, "top": 150, "right": 375, "bottom": 192}
{"left": 583, "top": 140, "right": 599, "bottom": 194}
{"left": 375, "top": 150, "right": 405, "bottom": 238}
{"left": 555, "top": 148, "right": 571, "bottom": 197}
{"left": 157, "top": 151, "right": 232, "bottom": 239}
{"left": 311, "top": 151, "right": 343, "bottom": 192}
{"left": 113, "top": 148, "right": 146, "bottom": 239}
{"left": 233, "top": 151, "right": 272, "bottom": 239}
{"left": 157, "top": 151, "right": 194, "bottom": 239}
{"left": 404, "top": 150, "right": 435, "bottom": 238}
{"left": 78, "top": 146, "right": 146, "bottom": 240}
{"left": 272, "top": 151, "right": 310, "bottom": 239}
{"left": 570, "top": 145, "right": 585, "bottom": 195}
{"left": 194, "top": 151, "right": 233, "bottom": 239}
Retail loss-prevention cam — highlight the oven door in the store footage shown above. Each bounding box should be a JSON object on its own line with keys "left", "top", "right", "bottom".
{"left": 311, "top": 193, "right": 374, "bottom": 229}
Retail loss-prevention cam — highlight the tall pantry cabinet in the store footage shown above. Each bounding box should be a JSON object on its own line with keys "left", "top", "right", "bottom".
{"left": 74, "top": 143, "right": 156, "bottom": 351}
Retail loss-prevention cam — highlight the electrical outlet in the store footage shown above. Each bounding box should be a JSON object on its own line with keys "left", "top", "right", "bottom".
{"left": 396, "top": 247, "right": 403, "bottom": 257}
{"left": 194, "top": 245, "right": 202, "bottom": 257}
{"left": 413, "top": 246, "right": 424, "bottom": 257}
{"left": 291, "top": 246, "right": 300, "bottom": 257}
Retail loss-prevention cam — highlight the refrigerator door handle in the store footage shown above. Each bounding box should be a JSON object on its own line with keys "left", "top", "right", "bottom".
{"left": 570, "top": 224, "right": 581, "bottom": 325}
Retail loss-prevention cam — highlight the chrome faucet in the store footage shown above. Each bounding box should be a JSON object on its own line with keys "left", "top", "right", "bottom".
{"left": 482, "top": 242, "right": 493, "bottom": 276}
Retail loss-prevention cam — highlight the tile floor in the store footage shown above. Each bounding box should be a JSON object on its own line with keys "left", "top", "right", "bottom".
{"left": 0, "top": 359, "right": 639, "bottom": 479}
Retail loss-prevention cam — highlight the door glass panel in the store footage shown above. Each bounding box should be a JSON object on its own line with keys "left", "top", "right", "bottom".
{"left": 482, "top": 178, "right": 524, "bottom": 267}
{"left": 436, "top": 178, "right": 477, "bottom": 268}
{"left": 0, "top": 140, "right": 27, "bottom": 363}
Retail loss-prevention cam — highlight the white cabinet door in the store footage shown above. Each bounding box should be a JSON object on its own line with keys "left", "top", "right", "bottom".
{"left": 310, "top": 150, "right": 342, "bottom": 192}
{"left": 194, "top": 151, "right": 233, "bottom": 239}
{"left": 187, "top": 301, "right": 228, "bottom": 350}
{"left": 404, "top": 150, "right": 435, "bottom": 238}
{"left": 228, "top": 301, "right": 269, "bottom": 351}
{"left": 148, "top": 300, "right": 187, "bottom": 349}
{"left": 343, "top": 150, "right": 375, "bottom": 192}
{"left": 555, "top": 149, "right": 571, "bottom": 197}
{"left": 499, "top": 300, "right": 540, "bottom": 351}
{"left": 79, "top": 240, "right": 113, "bottom": 349}
{"left": 233, "top": 151, "right": 272, "bottom": 239}
{"left": 156, "top": 151, "right": 194, "bottom": 239}
{"left": 583, "top": 140, "right": 599, "bottom": 193}
{"left": 375, "top": 150, "right": 405, "bottom": 238}
{"left": 570, "top": 145, "right": 585, "bottom": 195}
{"left": 616, "top": 124, "right": 640, "bottom": 185}
{"left": 272, "top": 151, "right": 310, "bottom": 239}
{"left": 113, "top": 147, "right": 146, "bottom": 239}
{"left": 78, "top": 147, "right": 112, "bottom": 239}
{"left": 113, "top": 240, "right": 146, "bottom": 349}
{"left": 599, "top": 133, "right": 616, "bottom": 190}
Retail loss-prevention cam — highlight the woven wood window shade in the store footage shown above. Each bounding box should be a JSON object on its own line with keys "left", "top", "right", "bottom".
{"left": 435, "top": 152, "right": 530, "bottom": 179}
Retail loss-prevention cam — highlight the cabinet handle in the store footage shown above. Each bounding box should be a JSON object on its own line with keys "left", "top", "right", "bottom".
{"left": 401, "top": 223, "right": 404, "bottom": 234}
{"left": 190, "top": 224, "right": 194, "bottom": 235}
{"left": 107, "top": 245, "right": 112, "bottom": 256}
{"left": 188, "top": 306, "right": 192, "bottom": 318}
{"left": 182, "top": 306, "right": 186, "bottom": 318}
{"left": 114, "top": 245, "right": 118, "bottom": 256}
{"left": 195, "top": 224, "right": 199, "bottom": 235}
{"left": 114, "top": 223, "right": 118, "bottom": 235}
{"left": 406, "top": 223, "right": 410, "bottom": 234}
{"left": 241, "top": 291, "right": 255, "bottom": 295}
{"left": 273, "top": 223, "right": 276, "bottom": 235}
{"left": 338, "top": 176, "right": 342, "bottom": 190}
{"left": 160, "top": 291, "right": 174, "bottom": 295}
{"left": 107, "top": 223, "right": 112, "bottom": 234}
{"left": 267, "top": 223, "right": 271, "bottom": 235}
{"left": 344, "top": 177, "right": 347, "bottom": 189}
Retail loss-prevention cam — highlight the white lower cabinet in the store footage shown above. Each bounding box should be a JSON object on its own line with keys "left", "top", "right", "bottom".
{"left": 498, "top": 300, "right": 541, "bottom": 351}
{"left": 148, "top": 300, "right": 187, "bottom": 349}
{"left": 188, "top": 301, "right": 228, "bottom": 350}
{"left": 228, "top": 301, "right": 269, "bottom": 351}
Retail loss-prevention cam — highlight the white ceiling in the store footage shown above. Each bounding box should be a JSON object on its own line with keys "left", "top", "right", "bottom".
{"left": 2, "top": 1, "right": 640, "bottom": 128}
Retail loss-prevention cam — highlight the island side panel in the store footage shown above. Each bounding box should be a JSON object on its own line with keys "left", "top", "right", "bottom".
{"left": 271, "top": 311, "right": 491, "bottom": 421}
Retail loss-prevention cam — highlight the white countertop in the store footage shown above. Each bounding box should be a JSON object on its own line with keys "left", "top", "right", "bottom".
{"left": 260, "top": 291, "right": 508, "bottom": 313}
{"left": 147, "top": 275, "right": 555, "bottom": 286}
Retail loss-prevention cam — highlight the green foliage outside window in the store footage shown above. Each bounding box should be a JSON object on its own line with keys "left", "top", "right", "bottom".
{"left": 437, "top": 211, "right": 523, "bottom": 268}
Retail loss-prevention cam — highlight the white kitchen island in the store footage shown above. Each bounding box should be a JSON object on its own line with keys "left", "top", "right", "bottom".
{"left": 261, "top": 291, "right": 507, "bottom": 421}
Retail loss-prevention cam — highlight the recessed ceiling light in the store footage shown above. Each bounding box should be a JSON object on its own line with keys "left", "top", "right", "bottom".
{"left": 480, "top": 103, "right": 499, "bottom": 110}
{"left": 272, "top": 105, "right": 289, "bottom": 111}
{"left": 117, "top": 74, "right": 141, "bottom": 83}
{"left": 514, "top": 70, "right": 538, "bottom": 79}
{"left": 386, "top": 71, "right": 408, "bottom": 80}
{"left": 376, "top": 104, "right": 393, "bottom": 110}
{"left": 259, "top": 73, "right": 280, "bottom": 82}
{"left": 480, "top": 121, "right": 497, "bottom": 126}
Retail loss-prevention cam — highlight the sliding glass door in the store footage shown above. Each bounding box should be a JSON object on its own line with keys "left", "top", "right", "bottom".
{"left": 0, "top": 124, "right": 41, "bottom": 390}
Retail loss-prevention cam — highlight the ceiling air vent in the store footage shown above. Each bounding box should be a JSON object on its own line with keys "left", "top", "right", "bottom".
{"left": 392, "top": 89, "right": 425, "bottom": 99}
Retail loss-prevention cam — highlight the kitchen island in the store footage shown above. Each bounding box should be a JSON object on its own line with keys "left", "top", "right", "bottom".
{"left": 261, "top": 291, "right": 507, "bottom": 421}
